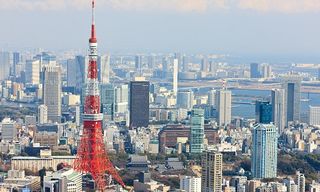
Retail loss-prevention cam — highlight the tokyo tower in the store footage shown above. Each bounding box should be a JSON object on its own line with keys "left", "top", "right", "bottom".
{"left": 74, "top": 0, "right": 125, "bottom": 190}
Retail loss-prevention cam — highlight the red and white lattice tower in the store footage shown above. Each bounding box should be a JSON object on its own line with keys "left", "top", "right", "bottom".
{"left": 74, "top": 0, "right": 125, "bottom": 190}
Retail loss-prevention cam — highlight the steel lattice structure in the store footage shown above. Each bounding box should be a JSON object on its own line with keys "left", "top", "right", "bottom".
{"left": 74, "top": 0, "right": 125, "bottom": 190}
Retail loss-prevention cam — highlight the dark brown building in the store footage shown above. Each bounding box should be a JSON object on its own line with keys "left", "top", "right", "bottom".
{"left": 158, "top": 124, "right": 219, "bottom": 153}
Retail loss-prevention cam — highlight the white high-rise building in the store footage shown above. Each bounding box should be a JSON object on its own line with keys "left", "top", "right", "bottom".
{"left": 207, "top": 89, "right": 216, "bottom": 107}
{"left": 251, "top": 124, "right": 278, "bottom": 179}
{"left": 180, "top": 176, "right": 201, "bottom": 192}
{"left": 271, "top": 89, "right": 286, "bottom": 134}
{"left": 216, "top": 89, "right": 232, "bottom": 126}
{"left": 0, "top": 52, "right": 10, "bottom": 80}
{"left": 99, "top": 55, "right": 110, "bottom": 84}
{"left": 43, "top": 65, "right": 61, "bottom": 123}
{"left": 261, "top": 63, "right": 272, "bottom": 78}
{"left": 1, "top": 118, "right": 17, "bottom": 141}
{"left": 26, "top": 60, "right": 40, "bottom": 85}
{"left": 295, "top": 171, "right": 305, "bottom": 192}
{"left": 115, "top": 84, "right": 128, "bottom": 113}
{"left": 38, "top": 105, "right": 48, "bottom": 124}
{"left": 309, "top": 106, "right": 320, "bottom": 126}
{"left": 173, "top": 59, "right": 178, "bottom": 96}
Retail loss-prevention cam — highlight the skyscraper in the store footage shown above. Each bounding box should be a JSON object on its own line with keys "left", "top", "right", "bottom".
{"left": 148, "top": 55, "right": 155, "bottom": 69}
{"left": 38, "top": 104, "right": 48, "bottom": 124}
{"left": 190, "top": 108, "right": 204, "bottom": 154}
{"left": 177, "top": 90, "right": 194, "bottom": 109}
{"left": 282, "top": 75, "right": 301, "bottom": 123}
{"left": 201, "top": 56, "right": 209, "bottom": 72}
{"left": 261, "top": 63, "right": 272, "bottom": 78}
{"left": 135, "top": 55, "right": 143, "bottom": 76}
{"left": 67, "top": 56, "right": 86, "bottom": 93}
{"left": 271, "top": 89, "right": 286, "bottom": 134}
{"left": 207, "top": 89, "right": 216, "bottom": 107}
{"left": 98, "top": 55, "right": 110, "bottom": 84}
{"left": 0, "top": 52, "right": 10, "bottom": 80}
{"left": 26, "top": 59, "right": 41, "bottom": 85}
{"left": 318, "top": 67, "right": 320, "bottom": 80}
{"left": 251, "top": 124, "right": 278, "bottom": 179}
{"left": 43, "top": 65, "right": 61, "bottom": 123}
{"left": 129, "top": 80, "right": 150, "bottom": 128}
{"left": 173, "top": 59, "right": 178, "bottom": 96}
{"left": 255, "top": 101, "right": 272, "bottom": 124}
{"left": 115, "top": 84, "right": 128, "bottom": 113}
{"left": 12, "top": 52, "right": 20, "bottom": 77}
{"left": 201, "top": 151, "right": 223, "bottom": 192}
{"left": 250, "top": 63, "right": 261, "bottom": 78}
{"left": 216, "top": 89, "right": 232, "bottom": 126}
{"left": 100, "top": 83, "right": 115, "bottom": 120}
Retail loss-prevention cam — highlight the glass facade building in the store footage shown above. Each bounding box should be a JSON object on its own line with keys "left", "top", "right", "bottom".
{"left": 190, "top": 108, "right": 204, "bottom": 154}
{"left": 251, "top": 124, "right": 278, "bottom": 179}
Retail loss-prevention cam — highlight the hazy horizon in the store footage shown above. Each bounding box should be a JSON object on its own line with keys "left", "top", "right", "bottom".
{"left": 1, "top": 0, "right": 320, "bottom": 62}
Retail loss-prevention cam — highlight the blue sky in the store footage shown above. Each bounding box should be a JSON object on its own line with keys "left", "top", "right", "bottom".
{"left": 1, "top": 0, "right": 320, "bottom": 60}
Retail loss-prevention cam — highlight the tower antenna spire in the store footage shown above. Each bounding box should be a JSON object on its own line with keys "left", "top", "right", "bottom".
{"left": 90, "top": 0, "right": 96, "bottom": 42}
{"left": 74, "top": 0, "right": 125, "bottom": 190}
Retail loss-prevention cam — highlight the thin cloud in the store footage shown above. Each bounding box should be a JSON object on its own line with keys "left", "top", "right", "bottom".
{"left": 1, "top": 0, "right": 320, "bottom": 13}
{"left": 238, "top": 0, "right": 320, "bottom": 13}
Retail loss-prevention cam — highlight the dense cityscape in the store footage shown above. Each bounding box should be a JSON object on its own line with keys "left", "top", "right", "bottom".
{"left": 1, "top": 0, "right": 320, "bottom": 192}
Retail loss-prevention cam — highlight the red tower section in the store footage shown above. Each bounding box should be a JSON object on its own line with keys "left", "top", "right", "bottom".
{"left": 74, "top": 0, "right": 125, "bottom": 190}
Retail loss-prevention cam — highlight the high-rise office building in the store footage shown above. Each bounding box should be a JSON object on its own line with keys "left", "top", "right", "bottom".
{"left": 251, "top": 124, "right": 278, "bottom": 179}
{"left": 67, "top": 56, "right": 86, "bottom": 92}
{"left": 271, "top": 89, "right": 286, "bottom": 134}
{"left": 129, "top": 80, "right": 150, "bottom": 128}
{"left": 148, "top": 55, "right": 155, "bottom": 69}
{"left": 250, "top": 63, "right": 261, "bottom": 78}
{"left": 318, "top": 67, "right": 320, "bottom": 80}
{"left": 38, "top": 104, "right": 48, "bottom": 124}
{"left": 180, "top": 176, "right": 201, "bottom": 192}
{"left": 255, "top": 101, "right": 272, "bottom": 124}
{"left": 309, "top": 106, "right": 320, "bottom": 126}
{"left": 190, "top": 108, "right": 204, "bottom": 154}
{"left": 115, "top": 84, "right": 128, "bottom": 113}
{"left": 0, "top": 52, "right": 10, "bottom": 80}
{"left": 216, "top": 89, "right": 232, "bottom": 126}
{"left": 201, "top": 57, "right": 209, "bottom": 72}
{"left": 26, "top": 59, "right": 41, "bottom": 85}
{"left": 261, "top": 63, "right": 272, "bottom": 78}
{"left": 135, "top": 55, "right": 143, "bottom": 75}
{"left": 207, "top": 89, "right": 216, "bottom": 107}
{"left": 162, "top": 56, "right": 168, "bottom": 73}
{"left": 173, "top": 59, "right": 178, "bottom": 96}
{"left": 98, "top": 55, "right": 110, "bottom": 84}
{"left": 43, "top": 65, "right": 61, "bottom": 123}
{"left": 282, "top": 75, "right": 301, "bottom": 123}
{"left": 177, "top": 90, "right": 194, "bottom": 109}
{"left": 182, "top": 55, "right": 189, "bottom": 72}
{"left": 101, "top": 83, "right": 115, "bottom": 119}
{"left": 201, "top": 151, "right": 223, "bottom": 192}
{"left": 12, "top": 52, "right": 20, "bottom": 77}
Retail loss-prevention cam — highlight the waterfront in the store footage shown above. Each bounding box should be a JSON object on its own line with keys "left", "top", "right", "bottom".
{"left": 231, "top": 89, "right": 320, "bottom": 120}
